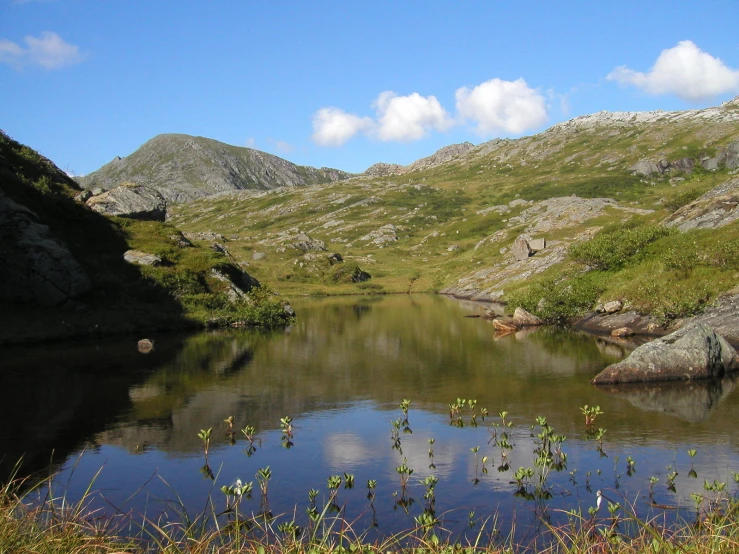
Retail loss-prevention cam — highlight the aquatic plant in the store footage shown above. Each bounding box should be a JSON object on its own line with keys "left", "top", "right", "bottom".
{"left": 396, "top": 458, "right": 414, "bottom": 490}
{"left": 580, "top": 405, "right": 603, "bottom": 429}
{"left": 197, "top": 427, "right": 212, "bottom": 457}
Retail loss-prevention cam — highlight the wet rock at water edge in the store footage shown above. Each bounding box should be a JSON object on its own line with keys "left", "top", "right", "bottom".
{"left": 512, "top": 307, "right": 542, "bottom": 326}
{"left": 592, "top": 323, "right": 738, "bottom": 385}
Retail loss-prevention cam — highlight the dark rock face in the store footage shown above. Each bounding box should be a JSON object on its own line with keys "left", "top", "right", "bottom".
{"left": 86, "top": 183, "right": 167, "bottom": 221}
{"left": 0, "top": 191, "right": 92, "bottom": 306}
{"left": 592, "top": 324, "right": 737, "bottom": 385}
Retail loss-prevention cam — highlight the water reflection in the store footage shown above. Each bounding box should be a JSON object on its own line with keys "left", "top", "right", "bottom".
{"left": 596, "top": 376, "right": 737, "bottom": 422}
{"left": 5, "top": 295, "right": 739, "bottom": 542}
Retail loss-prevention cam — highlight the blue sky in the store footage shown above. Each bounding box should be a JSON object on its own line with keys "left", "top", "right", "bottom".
{"left": 2, "top": 1, "right": 739, "bottom": 176}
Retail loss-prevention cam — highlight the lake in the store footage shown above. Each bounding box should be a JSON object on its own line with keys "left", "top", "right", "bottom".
{"left": 4, "top": 294, "right": 739, "bottom": 546}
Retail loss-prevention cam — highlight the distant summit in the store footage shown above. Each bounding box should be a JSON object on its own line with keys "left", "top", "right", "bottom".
{"left": 77, "top": 134, "right": 353, "bottom": 204}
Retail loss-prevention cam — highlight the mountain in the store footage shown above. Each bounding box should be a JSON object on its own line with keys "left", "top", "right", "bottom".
{"left": 77, "top": 133, "right": 353, "bottom": 204}
{"left": 166, "top": 96, "right": 739, "bottom": 333}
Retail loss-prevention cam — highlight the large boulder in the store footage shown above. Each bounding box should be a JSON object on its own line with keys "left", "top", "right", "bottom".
{"left": 592, "top": 324, "right": 737, "bottom": 385}
{"left": 0, "top": 191, "right": 92, "bottom": 307}
{"left": 86, "top": 182, "right": 166, "bottom": 221}
{"left": 663, "top": 176, "right": 739, "bottom": 231}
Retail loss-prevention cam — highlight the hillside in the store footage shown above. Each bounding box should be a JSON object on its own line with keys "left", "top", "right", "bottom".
{"left": 76, "top": 134, "right": 353, "bottom": 204}
{"left": 0, "top": 131, "right": 292, "bottom": 345}
{"left": 166, "top": 97, "right": 739, "bottom": 329}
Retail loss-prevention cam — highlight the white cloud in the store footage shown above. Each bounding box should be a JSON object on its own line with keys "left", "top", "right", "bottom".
{"left": 373, "top": 91, "right": 453, "bottom": 142}
{"left": 0, "top": 31, "right": 85, "bottom": 70}
{"left": 312, "top": 107, "right": 374, "bottom": 147}
{"left": 455, "top": 78, "right": 548, "bottom": 136}
{"left": 244, "top": 137, "right": 256, "bottom": 148}
{"left": 271, "top": 139, "right": 294, "bottom": 155}
{"left": 607, "top": 40, "right": 739, "bottom": 102}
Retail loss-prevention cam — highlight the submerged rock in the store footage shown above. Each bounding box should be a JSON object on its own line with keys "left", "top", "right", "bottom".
{"left": 592, "top": 324, "right": 738, "bottom": 385}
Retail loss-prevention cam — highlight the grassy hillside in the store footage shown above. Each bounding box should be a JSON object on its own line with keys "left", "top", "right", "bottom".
{"left": 0, "top": 131, "right": 292, "bottom": 345}
{"left": 166, "top": 100, "right": 739, "bottom": 324}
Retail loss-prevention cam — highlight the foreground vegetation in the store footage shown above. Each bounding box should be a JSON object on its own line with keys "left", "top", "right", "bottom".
{"left": 6, "top": 398, "right": 739, "bottom": 553}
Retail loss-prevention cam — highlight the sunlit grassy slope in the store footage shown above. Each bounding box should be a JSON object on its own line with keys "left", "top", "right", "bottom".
{"left": 168, "top": 104, "right": 739, "bottom": 321}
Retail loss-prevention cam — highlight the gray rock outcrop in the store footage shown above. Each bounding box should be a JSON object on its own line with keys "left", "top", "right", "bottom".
{"left": 0, "top": 191, "right": 92, "bottom": 306}
{"left": 86, "top": 183, "right": 167, "bottom": 221}
{"left": 511, "top": 235, "right": 532, "bottom": 261}
{"left": 592, "top": 324, "right": 738, "bottom": 385}
{"left": 123, "top": 250, "right": 162, "bottom": 266}
{"left": 663, "top": 176, "right": 739, "bottom": 231}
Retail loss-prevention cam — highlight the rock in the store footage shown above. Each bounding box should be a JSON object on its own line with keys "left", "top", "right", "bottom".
{"left": 611, "top": 327, "right": 634, "bottom": 338}
{"left": 528, "top": 238, "right": 546, "bottom": 252}
{"left": 702, "top": 140, "right": 739, "bottom": 171}
{"left": 592, "top": 324, "right": 738, "bottom": 385}
{"left": 574, "top": 310, "right": 663, "bottom": 336}
{"left": 210, "top": 267, "right": 260, "bottom": 302}
{"left": 282, "top": 302, "right": 295, "bottom": 317}
{"left": 86, "top": 182, "right": 167, "bottom": 221}
{"left": 663, "top": 176, "right": 739, "bottom": 231}
{"left": 603, "top": 300, "right": 623, "bottom": 314}
{"left": 448, "top": 244, "right": 460, "bottom": 252}
{"left": 76, "top": 190, "right": 92, "bottom": 202}
{"left": 252, "top": 251, "right": 266, "bottom": 261}
{"left": 512, "top": 307, "right": 543, "bottom": 326}
{"left": 291, "top": 232, "right": 326, "bottom": 252}
{"left": 327, "top": 252, "right": 343, "bottom": 264}
{"left": 91, "top": 187, "right": 104, "bottom": 196}
{"left": 137, "top": 339, "right": 154, "bottom": 353}
{"left": 493, "top": 318, "right": 519, "bottom": 333}
{"left": 169, "top": 232, "right": 193, "bottom": 248}
{"left": 123, "top": 250, "right": 162, "bottom": 266}
{"left": 361, "top": 224, "right": 398, "bottom": 245}
{"left": 511, "top": 235, "right": 532, "bottom": 261}
{"left": 0, "top": 191, "right": 92, "bottom": 307}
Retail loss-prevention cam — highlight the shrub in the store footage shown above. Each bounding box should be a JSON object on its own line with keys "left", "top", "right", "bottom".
{"left": 570, "top": 222, "right": 676, "bottom": 271}
{"left": 506, "top": 273, "right": 604, "bottom": 325}
{"left": 663, "top": 188, "right": 703, "bottom": 212}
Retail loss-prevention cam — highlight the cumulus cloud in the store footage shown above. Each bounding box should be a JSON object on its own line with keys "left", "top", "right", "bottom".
{"left": 372, "top": 91, "right": 453, "bottom": 142}
{"left": 312, "top": 107, "right": 374, "bottom": 147}
{"left": 607, "top": 40, "right": 739, "bottom": 102}
{"left": 0, "top": 31, "right": 85, "bottom": 70}
{"left": 455, "top": 78, "right": 548, "bottom": 136}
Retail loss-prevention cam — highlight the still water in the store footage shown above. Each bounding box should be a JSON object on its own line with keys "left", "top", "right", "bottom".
{"left": 4, "top": 294, "right": 739, "bottom": 544}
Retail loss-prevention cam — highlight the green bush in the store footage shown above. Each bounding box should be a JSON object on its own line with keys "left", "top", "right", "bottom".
{"left": 663, "top": 188, "right": 703, "bottom": 212}
{"left": 506, "top": 273, "right": 604, "bottom": 325}
{"left": 570, "top": 222, "right": 676, "bottom": 270}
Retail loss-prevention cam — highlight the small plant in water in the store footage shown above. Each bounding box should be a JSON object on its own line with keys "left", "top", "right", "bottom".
{"left": 256, "top": 466, "right": 272, "bottom": 509}
{"left": 241, "top": 424, "right": 257, "bottom": 457}
{"left": 428, "top": 437, "right": 436, "bottom": 468}
{"left": 396, "top": 458, "right": 414, "bottom": 490}
{"left": 688, "top": 448, "right": 698, "bottom": 478}
{"left": 197, "top": 427, "right": 212, "bottom": 457}
{"left": 343, "top": 472, "right": 355, "bottom": 489}
{"left": 280, "top": 416, "right": 294, "bottom": 448}
{"left": 366, "top": 479, "right": 377, "bottom": 501}
{"left": 626, "top": 455, "right": 636, "bottom": 476}
{"left": 581, "top": 404, "right": 603, "bottom": 429}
